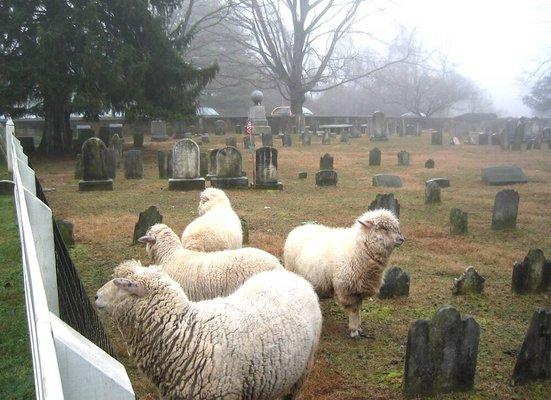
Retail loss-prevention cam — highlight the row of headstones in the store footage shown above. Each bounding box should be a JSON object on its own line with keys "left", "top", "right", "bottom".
{"left": 368, "top": 147, "right": 412, "bottom": 166}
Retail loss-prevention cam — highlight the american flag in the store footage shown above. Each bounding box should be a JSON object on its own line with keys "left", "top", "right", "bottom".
{"left": 245, "top": 119, "right": 253, "bottom": 135}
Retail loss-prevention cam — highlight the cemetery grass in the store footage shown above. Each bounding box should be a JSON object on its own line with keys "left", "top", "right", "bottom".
{"left": 0, "top": 161, "right": 35, "bottom": 400}
{"left": 33, "top": 134, "right": 551, "bottom": 400}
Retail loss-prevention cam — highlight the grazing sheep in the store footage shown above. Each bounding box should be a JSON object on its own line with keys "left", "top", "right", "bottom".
{"left": 95, "top": 260, "right": 322, "bottom": 400}
{"left": 284, "top": 209, "right": 404, "bottom": 338}
{"left": 139, "top": 223, "right": 282, "bottom": 300}
{"left": 181, "top": 188, "right": 242, "bottom": 251}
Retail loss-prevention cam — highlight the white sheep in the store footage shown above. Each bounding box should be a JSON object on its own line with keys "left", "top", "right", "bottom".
{"left": 284, "top": 208, "right": 404, "bottom": 339}
{"left": 181, "top": 188, "right": 243, "bottom": 251}
{"left": 95, "top": 260, "right": 322, "bottom": 400}
{"left": 138, "top": 223, "right": 282, "bottom": 301}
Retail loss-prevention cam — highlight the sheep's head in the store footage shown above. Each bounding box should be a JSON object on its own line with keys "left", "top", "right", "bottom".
{"left": 356, "top": 209, "right": 404, "bottom": 261}
{"left": 198, "top": 188, "right": 231, "bottom": 215}
{"left": 138, "top": 223, "right": 181, "bottom": 263}
{"left": 95, "top": 259, "right": 183, "bottom": 315}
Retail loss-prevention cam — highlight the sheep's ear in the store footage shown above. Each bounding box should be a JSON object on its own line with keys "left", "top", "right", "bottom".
{"left": 357, "top": 219, "right": 375, "bottom": 231}
{"left": 138, "top": 235, "right": 156, "bottom": 244}
{"left": 114, "top": 278, "right": 147, "bottom": 297}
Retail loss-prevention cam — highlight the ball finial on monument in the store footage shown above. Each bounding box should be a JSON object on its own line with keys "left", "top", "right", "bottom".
{"left": 251, "top": 90, "right": 264, "bottom": 105}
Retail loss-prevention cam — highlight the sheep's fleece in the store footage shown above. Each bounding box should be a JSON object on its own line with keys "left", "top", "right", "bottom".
{"left": 140, "top": 223, "right": 283, "bottom": 301}
{"left": 181, "top": 188, "right": 243, "bottom": 251}
{"left": 284, "top": 208, "right": 404, "bottom": 338}
{"left": 96, "top": 260, "right": 322, "bottom": 400}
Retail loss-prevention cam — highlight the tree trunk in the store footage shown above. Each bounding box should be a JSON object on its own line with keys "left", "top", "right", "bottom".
{"left": 40, "top": 97, "right": 72, "bottom": 155}
{"left": 290, "top": 91, "right": 305, "bottom": 135}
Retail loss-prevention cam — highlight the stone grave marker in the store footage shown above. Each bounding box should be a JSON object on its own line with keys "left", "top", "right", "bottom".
{"left": 75, "top": 125, "right": 94, "bottom": 149}
{"left": 478, "top": 132, "right": 488, "bottom": 145}
{"left": 98, "top": 126, "right": 110, "bottom": 144}
{"left": 425, "top": 181, "right": 441, "bottom": 204}
{"left": 450, "top": 208, "right": 468, "bottom": 234}
{"left": 132, "top": 206, "right": 163, "bottom": 244}
{"left": 133, "top": 132, "right": 144, "bottom": 147}
{"left": 320, "top": 153, "right": 334, "bottom": 170}
{"left": 403, "top": 305, "right": 480, "bottom": 397}
{"left": 169, "top": 139, "right": 205, "bottom": 190}
{"left": 302, "top": 132, "right": 312, "bottom": 145}
{"left": 124, "top": 150, "right": 143, "bottom": 179}
{"left": 431, "top": 130, "right": 443, "bottom": 145}
{"left": 452, "top": 267, "right": 485, "bottom": 295}
{"left": 200, "top": 133, "right": 210, "bottom": 144}
{"left": 426, "top": 177, "right": 450, "bottom": 188}
{"left": 298, "top": 171, "right": 307, "bottom": 179}
{"left": 235, "top": 124, "right": 242, "bottom": 135}
{"left": 491, "top": 133, "right": 501, "bottom": 145}
{"left": 425, "top": 159, "right": 435, "bottom": 168}
{"left": 240, "top": 217, "right": 249, "bottom": 245}
{"left": 207, "top": 148, "right": 220, "bottom": 180}
{"left": 315, "top": 170, "right": 337, "bottom": 187}
{"left": 262, "top": 132, "right": 273, "bottom": 147}
{"left": 78, "top": 137, "right": 113, "bottom": 191}
{"left": 108, "top": 123, "right": 123, "bottom": 138}
{"left": 397, "top": 150, "right": 410, "bottom": 166}
{"left": 482, "top": 166, "right": 527, "bottom": 185}
{"left": 172, "top": 120, "right": 186, "bottom": 139}
{"left": 322, "top": 130, "right": 331, "bottom": 145}
{"left": 340, "top": 131, "right": 350, "bottom": 144}
{"left": 368, "top": 193, "right": 400, "bottom": 218}
{"left": 512, "top": 249, "right": 550, "bottom": 294}
{"left": 200, "top": 152, "right": 208, "bottom": 177}
{"left": 369, "top": 147, "right": 381, "bottom": 166}
{"left": 373, "top": 174, "right": 402, "bottom": 188}
{"left": 151, "top": 120, "right": 169, "bottom": 141}
{"left": 214, "top": 119, "right": 225, "bottom": 135}
{"left": 371, "top": 111, "right": 388, "bottom": 140}
{"left": 74, "top": 154, "right": 83, "bottom": 180}
{"left": 157, "top": 150, "right": 173, "bottom": 179}
{"left": 378, "top": 266, "right": 410, "bottom": 299}
{"left": 103, "top": 148, "right": 117, "bottom": 179}
{"left": 108, "top": 134, "right": 123, "bottom": 167}
{"left": 492, "top": 189, "right": 519, "bottom": 230}
{"left": 226, "top": 136, "right": 237, "bottom": 147}
{"left": 211, "top": 146, "right": 248, "bottom": 189}
{"left": 282, "top": 132, "right": 292, "bottom": 147}
{"left": 254, "top": 147, "right": 283, "bottom": 190}
{"left": 243, "top": 135, "right": 255, "bottom": 149}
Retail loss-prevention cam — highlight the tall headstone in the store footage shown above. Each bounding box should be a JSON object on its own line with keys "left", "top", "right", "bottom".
{"left": 132, "top": 206, "right": 163, "bottom": 245}
{"left": 322, "top": 130, "right": 331, "bottom": 145}
{"left": 431, "top": 130, "right": 443, "bottom": 145}
{"left": 371, "top": 111, "right": 388, "bottom": 140}
{"left": 78, "top": 137, "right": 113, "bottom": 191}
{"left": 397, "top": 150, "right": 410, "bottom": 166}
{"left": 254, "top": 147, "right": 283, "bottom": 190}
{"left": 403, "top": 305, "right": 480, "bottom": 397}
{"left": 151, "top": 120, "right": 169, "bottom": 142}
{"left": 157, "top": 150, "right": 173, "bottom": 179}
{"left": 378, "top": 266, "right": 410, "bottom": 299}
{"left": 74, "top": 154, "right": 83, "bottom": 180}
{"left": 368, "top": 193, "right": 400, "bottom": 218}
{"left": 425, "top": 181, "right": 441, "bottom": 204}
{"left": 450, "top": 208, "right": 468, "bottom": 234}
{"left": 369, "top": 147, "right": 381, "bottom": 166}
{"left": 211, "top": 146, "right": 248, "bottom": 189}
{"left": 207, "top": 148, "right": 220, "bottom": 180}
{"left": 319, "top": 153, "right": 334, "bottom": 170}
{"left": 491, "top": 189, "right": 519, "bottom": 229}
{"left": 124, "top": 150, "right": 143, "bottom": 179}
{"left": 103, "top": 148, "right": 117, "bottom": 179}
{"left": 75, "top": 125, "right": 94, "bottom": 150}
{"left": 108, "top": 134, "right": 123, "bottom": 167}
{"left": 168, "top": 139, "right": 205, "bottom": 190}
{"left": 512, "top": 249, "right": 550, "bottom": 294}
{"left": 315, "top": 170, "right": 338, "bottom": 187}
{"left": 248, "top": 90, "right": 271, "bottom": 137}
{"left": 200, "top": 152, "right": 208, "bottom": 177}
{"left": 452, "top": 267, "right": 485, "bottom": 295}
{"left": 133, "top": 132, "right": 144, "bottom": 148}
{"left": 262, "top": 132, "right": 273, "bottom": 147}
{"left": 214, "top": 119, "right": 225, "bottom": 136}
{"left": 172, "top": 120, "right": 186, "bottom": 139}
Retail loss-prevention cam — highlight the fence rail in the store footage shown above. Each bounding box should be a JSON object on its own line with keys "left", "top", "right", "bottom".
{"left": 2, "top": 119, "right": 134, "bottom": 400}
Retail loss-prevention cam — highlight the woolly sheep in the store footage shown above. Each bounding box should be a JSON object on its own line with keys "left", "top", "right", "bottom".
{"left": 181, "top": 188, "right": 242, "bottom": 251}
{"left": 138, "top": 223, "right": 282, "bottom": 300}
{"left": 284, "top": 208, "right": 404, "bottom": 338}
{"left": 95, "top": 260, "right": 322, "bottom": 400}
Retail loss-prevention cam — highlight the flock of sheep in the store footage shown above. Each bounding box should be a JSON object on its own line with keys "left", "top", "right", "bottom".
{"left": 95, "top": 188, "right": 404, "bottom": 399}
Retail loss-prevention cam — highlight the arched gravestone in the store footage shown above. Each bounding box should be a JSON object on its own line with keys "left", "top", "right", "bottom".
{"left": 124, "top": 150, "right": 143, "bottom": 179}
{"left": 78, "top": 137, "right": 113, "bottom": 191}
{"left": 371, "top": 111, "right": 388, "bottom": 141}
{"left": 151, "top": 120, "right": 169, "bottom": 142}
{"left": 214, "top": 119, "right": 225, "bottom": 135}
{"left": 207, "top": 148, "right": 220, "bottom": 180}
{"left": 368, "top": 193, "right": 400, "bottom": 218}
{"left": 254, "top": 147, "right": 283, "bottom": 190}
{"left": 108, "top": 134, "right": 123, "bottom": 167}
{"left": 491, "top": 189, "right": 519, "bottom": 230}
{"left": 211, "top": 146, "right": 249, "bottom": 189}
{"left": 397, "top": 150, "right": 410, "bottom": 166}
{"left": 168, "top": 139, "right": 205, "bottom": 190}
{"left": 320, "top": 153, "right": 334, "bottom": 170}
{"left": 315, "top": 170, "right": 337, "bottom": 186}
{"left": 369, "top": 147, "right": 381, "bottom": 166}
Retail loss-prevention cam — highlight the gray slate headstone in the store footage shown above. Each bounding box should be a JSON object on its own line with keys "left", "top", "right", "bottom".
{"left": 512, "top": 249, "right": 550, "bottom": 294}
{"left": 82, "top": 137, "right": 109, "bottom": 181}
{"left": 74, "top": 154, "right": 83, "bottom": 180}
{"left": 108, "top": 134, "right": 123, "bottom": 167}
{"left": 425, "top": 159, "right": 435, "bottom": 169}
{"left": 214, "top": 119, "right": 225, "bottom": 135}
{"left": 216, "top": 146, "right": 242, "bottom": 178}
{"left": 157, "top": 150, "right": 173, "bottom": 179}
{"left": 255, "top": 147, "right": 282, "bottom": 189}
{"left": 124, "top": 150, "right": 143, "bottom": 179}
{"left": 425, "top": 181, "right": 441, "bottom": 204}
{"left": 316, "top": 170, "right": 337, "bottom": 187}
{"left": 482, "top": 166, "right": 527, "bottom": 185}
{"left": 492, "top": 189, "right": 519, "bottom": 230}
{"left": 282, "top": 132, "right": 292, "bottom": 147}
{"left": 368, "top": 193, "right": 400, "bottom": 218}
{"left": 431, "top": 131, "right": 443, "bottom": 145}
{"left": 369, "top": 147, "right": 381, "bottom": 166}
{"left": 322, "top": 131, "right": 331, "bottom": 145}
{"left": 133, "top": 132, "right": 144, "bottom": 148}
{"left": 103, "top": 148, "right": 117, "bottom": 180}
{"left": 452, "top": 267, "right": 485, "bottom": 295}
{"left": 132, "top": 206, "right": 163, "bottom": 244}
{"left": 302, "top": 132, "right": 312, "bottom": 145}
{"left": 426, "top": 178, "right": 450, "bottom": 188}
{"left": 379, "top": 266, "right": 410, "bottom": 299}
{"left": 404, "top": 305, "right": 480, "bottom": 397}
{"left": 320, "top": 153, "right": 334, "bottom": 170}
{"left": 397, "top": 150, "right": 410, "bottom": 166}
{"left": 450, "top": 208, "right": 468, "bottom": 234}
{"left": 373, "top": 174, "right": 402, "bottom": 188}
{"left": 262, "top": 132, "right": 273, "bottom": 147}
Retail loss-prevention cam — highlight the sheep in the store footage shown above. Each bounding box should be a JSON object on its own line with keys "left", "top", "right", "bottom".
{"left": 138, "top": 223, "right": 283, "bottom": 301}
{"left": 283, "top": 208, "right": 404, "bottom": 339}
{"left": 95, "top": 260, "right": 322, "bottom": 400}
{"left": 181, "top": 188, "right": 243, "bottom": 251}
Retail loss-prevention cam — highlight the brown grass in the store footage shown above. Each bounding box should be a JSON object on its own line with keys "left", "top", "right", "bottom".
{"left": 33, "top": 132, "right": 551, "bottom": 400}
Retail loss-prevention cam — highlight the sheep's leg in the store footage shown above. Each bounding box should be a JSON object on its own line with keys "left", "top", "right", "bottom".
{"left": 345, "top": 303, "right": 364, "bottom": 339}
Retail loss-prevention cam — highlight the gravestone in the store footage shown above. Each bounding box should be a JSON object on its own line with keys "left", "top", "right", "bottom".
{"left": 452, "top": 267, "right": 485, "bottom": 295}
{"left": 248, "top": 90, "right": 272, "bottom": 137}
{"left": 403, "top": 305, "right": 480, "bottom": 397}
{"left": 298, "top": 171, "right": 308, "bottom": 179}
{"left": 492, "top": 189, "right": 519, "bottom": 230}
{"left": 78, "top": 137, "right": 113, "bottom": 191}
{"left": 207, "top": 148, "right": 220, "bottom": 180}
{"left": 425, "top": 159, "right": 435, "bottom": 168}
{"left": 320, "top": 153, "right": 334, "bottom": 170}
{"left": 302, "top": 132, "right": 312, "bottom": 145}
{"left": 431, "top": 130, "right": 443, "bottom": 145}
{"left": 368, "top": 193, "right": 400, "bottom": 218}
{"left": 74, "top": 154, "right": 83, "bottom": 180}
{"left": 55, "top": 219, "right": 74, "bottom": 246}
{"left": 211, "top": 146, "right": 248, "bottom": 189}
{"left": 372, "top": 174, "right": 402, "bottom": 188}
{"left": 226, "top": 136, "right": 237, "bottom": 147}
{"left": 426, "top": 178, "right": 450, "bottom": 188}
{"left": 397, "top": 150, "right": 410, "bottom": 166}
{"left": 214, "top": 119, "right": 225, "bottom": 135}
{"left": 371, "top": 111, "right": 388, "bottom": 140}
{"left": 512, "top": 249, "right": 550, "bottom": 294}
{"left": 151, "top": 120, "right": 169, "bottom": 141}
{"left": 378, "top": 266, "right": 410, "bottom": 299}
{"left": 481, "top": 165, "right": 527, "bottom": 185}
{"left": 510, "top": 308, "right": 551, "bottom": 386}
{"left": 132, "top": 206, "right": 163, "bottom": 245}
{"left": 425, "top": 181, "right": 441, "bottom": 204}
{"left": 261, "top": 132, "right": 273, "bottom": 147}
{"left": 169, "top": 139, "right": 205, "bottom": 190}
{"left": 108, "top": 134, "right": 123, "bottom": 167}
{"left": 172, "top": 120, "right": 186, "bottom": 139}
{"left": 339, "top": 131, "right": 350, "bottom": 144}
{"left": 254, "top": 147, "right": 283, "bottom": 190}
{"left": 369, "top": 147, "right": 381, "bottom": 166}
{"left": 103, "top": 148, "right": 117, "bottom": 179}
{"left": 200, "top": 152, "right": 208, "bottom": 177}
{"left": 75, "top": 125, "right": 94, "bottom": 149}
{"left": 124, "top": 150, "right": 143, "bottom": 179}
{"left": 315, "top": 170, "right": 338, "bottom": 187}
{"left": 133, "top": 132, "right": 144, "bottom": 148}
{"left": 240, "top": 217, "right": 249, "bottom": 245}
{"left": 282, "top": 132, "right": 292, "bottom": 147}
{"left": 322, "top": 131, "right": 331, "bottom": 145}
{"left": 450, "top": 208, "right": 468, "bottom": 234}
{"left": 478, "top": 132, "right": 488, "bottom": 145}
{"left": 98, "top": 126, "right": 110, "bottom": 144}
{"left": 157, "top": 150, "right": 173, "bottom": 179}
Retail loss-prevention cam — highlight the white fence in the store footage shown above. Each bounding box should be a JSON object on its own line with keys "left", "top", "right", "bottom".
{"left": 1, "top": 120, "right": 135, "bottom": 400}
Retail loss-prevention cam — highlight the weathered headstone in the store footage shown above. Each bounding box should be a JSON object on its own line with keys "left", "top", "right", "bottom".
{"left": 282, "top": 132, "right": 292, "bottom": 147}
{"left": 55, "top": 219, "right": 75, "bottom": 246}
{"left": 452, "top": 267, "right": 485, "bottom": 295}
{"left": 369, "top": 147, "right": 381, "bottom": 166}
{"left": 172, "top": 120, "right": 186, "bottom": 139}
{"left": 378, "top": 266, "right": 410, "bottom": 299}
{"left": 75, "top": 125, "right": 94, "bottom": 149}
{"left": 211, "top": 146, "right": 248, "bottom": 189}
{"left": 425, "top": 181, "right": 441, "bottom": 204}
{"left": 368, "top": 193, "right": 400, "bottom": 218}
{"left": 124, "top": 150, "right": 143, "bottom": 179}
{"left": 207, "top": 148, "right": 220, "bottom": 180}
{"left": 261, "top": 132, "right": 273, "bottom": 147}
{"left": 450, "top": 208, "right": 468, "bottom": 234}
{"left": 133, "top": 132, "right": 144, "bottom": 148}
{"left": 298, "top": 171, "right": 308, "bottom": 179}
{"left": 226, "top": 136, "right": 237, "bottom": 147}
{"left": 426, "top": 178, "right": 450, "bottom": 188}
{"left": 169, "top": 139, "right": 205, "bottom": 190}
{"left": 132, "top": 206, "right": 163, "bottom": 244}
{"left": 320, "top": 153, "right": 334, "bottom": 170}
{"left": 151, "top": 120, "right": 169, "bottom": 141}
{"left": 214, "top": 119, "right": 225, "bottom": 135}
{"left": 372, "top": 174, "right": 402, "bottom": 188}
{"left": 322, "top": 130, "right": 331, "bottom": 145}
{"left": 74, "top": 154, "right": 83, "bottom": 180}
{"left": 481, "top": 165, "right": 527, "bottom": 185}
{"left": 302, "top": 132, "right": 312, "bottom": 145}
{"left": 339, "top": 131, "right": 350, "bottom": 144}
{"left": 243, "top": 135, "right": 255, "bottom": 149}
{"left": 478, "top": 132, "right": 488, "bottom": 145}
{"left": 108, "top": 134, "right": 123, "bottom": 167}
{"left": 78, "top": 137, "right": 113, "bottom": 191}
{"left": 108, "top": 123, "right": 123, "bottom": 139}
{"left": 254, "top": 147, "right": 283, "bottom": 190}
{"left": 425, "top": 159, "right": 435, "bottom": 168}
{"left": 103, "top": 148, "right": 117, "bottom": 179}
{"left": 200, "top": 152, "right": 208, "bottom": 177}
{"left": 491, "top": 189, "right": 519, "bottom": 230}
{"left": 403, "top": 305, "right": 480, "bottom": 397}
{"left": 157, "top": 150, "right": 173, "bottom": 179}
{"left": 371, "top": 111, "right": 388, "bottom": 140}
{"left": 512, "top": 249, "right": 550, "bottom": 294}
{"left": 315, "top": 170, "right": 338, "bottom": 187}
{"left": 431, "top": 130, "right": 443, "bottom": 145}
{"left": 397, "top": 150, "right": 410, "bottom": 166}
{"left": 510, "top": 308, "right": 551, "bottom": 386}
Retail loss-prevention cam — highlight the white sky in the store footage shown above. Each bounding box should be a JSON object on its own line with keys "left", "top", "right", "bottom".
{"left": 362, "top": 0, "right": 551, "bottom": 116}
